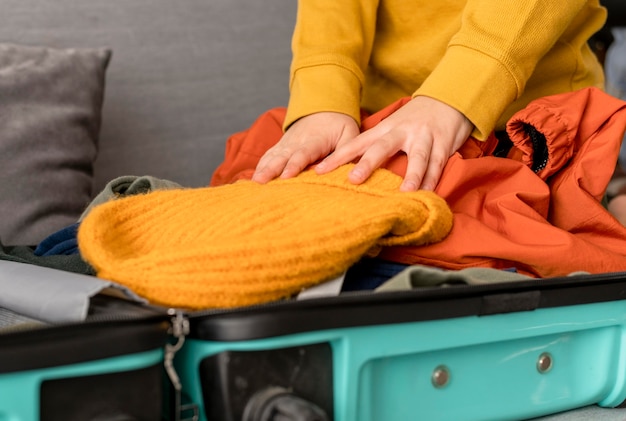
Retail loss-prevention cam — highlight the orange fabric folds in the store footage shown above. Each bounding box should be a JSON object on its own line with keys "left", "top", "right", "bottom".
{"left": 211, "top": 88, "right": 626, "bottom": 277}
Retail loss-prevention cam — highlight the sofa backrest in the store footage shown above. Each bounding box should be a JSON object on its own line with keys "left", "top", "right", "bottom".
{"left": 0, "top": 0, "right": 296, "bottom": 192}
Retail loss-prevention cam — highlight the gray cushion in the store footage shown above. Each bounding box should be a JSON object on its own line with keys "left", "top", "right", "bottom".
{"left": 0, "top": 43, "right": 111, "bottom": 245}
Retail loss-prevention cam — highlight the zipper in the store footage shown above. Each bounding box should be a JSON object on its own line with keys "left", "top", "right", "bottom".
{"left": 164, "top": 308, "right": 199, "bottom": 421}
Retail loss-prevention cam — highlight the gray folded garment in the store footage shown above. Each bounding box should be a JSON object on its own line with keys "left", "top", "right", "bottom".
{"left": 376, "top": 264, "right": 590, "bottom": 291}
{"left": 375, "top": 265, "right": 533, "bottom": 292}
{"left": 80, "top": 175, "right": 183, "bottom": 221}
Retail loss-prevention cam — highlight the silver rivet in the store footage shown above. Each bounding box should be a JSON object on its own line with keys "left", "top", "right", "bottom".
{"left": 537, "top": 353, "right": 553, "bottom": 373}
{"left": 432, "top": 365, "right": 450, "bottom": 388}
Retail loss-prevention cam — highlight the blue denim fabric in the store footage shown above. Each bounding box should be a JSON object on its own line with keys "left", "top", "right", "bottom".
{"left": 34, "top": 223, "right": 79, "bottom": 256}
{"left": 341, "top": 258, "right": 409, "bottom": 292}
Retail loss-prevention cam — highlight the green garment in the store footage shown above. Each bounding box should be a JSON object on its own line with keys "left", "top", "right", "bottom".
{"left": 376, "top": 265, "right": 590, "bottom": 292}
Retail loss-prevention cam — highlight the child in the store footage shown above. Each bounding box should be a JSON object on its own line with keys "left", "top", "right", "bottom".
{"left": 252, "top": 1, "right": 607, "bottom": 191}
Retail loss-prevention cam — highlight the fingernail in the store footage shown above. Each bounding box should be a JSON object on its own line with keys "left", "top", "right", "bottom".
{"left": 252, "top": 168, "right": 269, "bottom": 183}
{"left": 349, "top": 168, "right": 364, "bottom": 182}
{"left": 316, "top": 161, "right": 327, "bottom": 172}
{"left": 401, "top": 180, "right": 418, "bottom": 191}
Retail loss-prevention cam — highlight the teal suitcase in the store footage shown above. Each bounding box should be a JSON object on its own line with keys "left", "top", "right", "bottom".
{"left": 4, "top": 260, "right": 626, "bottom": 421}
{"left": 173, "top": 271, "right": 626, "bottom": 421}
{"left": 0, "top": 294, "right": 170, "bottom": 421}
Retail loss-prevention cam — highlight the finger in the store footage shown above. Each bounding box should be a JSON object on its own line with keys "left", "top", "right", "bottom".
{"left": 252, "top": 148, "right": 291, "bottom": 183}
{"left": 349, "top": 134, "right": 401, "bottom": 184}
{"left": 418, "top": 148, "right": 447, "bottom": 191}
{"left": 315, "top": 136, "right": 366, "bottom": 174}
{"left": 400, "top": 138, "right": 433, "bottom": 191}
{"left": 280, "top": 147, "right": 319, "bottom": 179}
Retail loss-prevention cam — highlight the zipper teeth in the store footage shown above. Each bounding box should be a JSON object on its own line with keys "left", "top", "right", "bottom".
{"left": 0, "top": 322, "right": 48, "bottom": 334}
{"left": 188, "top": 271, "right": 626, "bottom": 318}
{"left": 5, "top": 273, "right": 626, "bottom": 334}
{"left": 1, "top": 301, "right": 170, "bottom": 336}
{"left": 523, "top": 123, "right": 549, "bottom": 173}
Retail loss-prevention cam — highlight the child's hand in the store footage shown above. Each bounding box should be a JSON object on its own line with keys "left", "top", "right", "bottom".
{"left": 315, "top": 96, "right": 473, "bottom": 191}
{"left": 252, "top": 112, "right": 360, "bottom": 184}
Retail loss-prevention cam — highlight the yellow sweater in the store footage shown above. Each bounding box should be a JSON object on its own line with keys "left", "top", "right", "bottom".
{"left": 285, "top": 0, "right": 606, "bottom": 139}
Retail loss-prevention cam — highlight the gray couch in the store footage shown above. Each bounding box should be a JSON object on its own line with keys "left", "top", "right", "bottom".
{"left": 6, "top": 0, "right": 295, "bottom": 190}
{"left": 0, "top": 0, "right": 295, "bottom": 245}
{"left": 0, "top": 1, "right": 625, "bottom": 420}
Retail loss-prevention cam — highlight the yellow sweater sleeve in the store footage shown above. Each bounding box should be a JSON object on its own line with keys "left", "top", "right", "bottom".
{"left": 414, "top": 0, "right": 602, "bottom": 139}
{"left": 285, "top": 0, "right": 606, "bottom": 139}
{"left": 284, "top": 0, "right": 379, "bottom": 129}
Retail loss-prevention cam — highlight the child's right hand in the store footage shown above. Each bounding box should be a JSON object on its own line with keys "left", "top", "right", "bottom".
{"left": 252, "top": 112, "right": 360, "bottom": 184}
{"left": 315, "top": 96, "right": 473, "bottom": 192}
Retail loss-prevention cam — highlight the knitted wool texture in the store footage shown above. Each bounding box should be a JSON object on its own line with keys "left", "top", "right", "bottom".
{"left": 78, "top": 165, "right": 453, "bottom": 309}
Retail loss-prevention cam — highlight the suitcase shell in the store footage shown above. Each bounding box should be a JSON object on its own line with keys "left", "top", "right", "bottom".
{"left": 173, "top": 272, "right": 626, "bottom": 421}
{"left": 4, "top": 262, "right": 626, "bottom": 421}
{"left": 0, "top": 295, "right": 171, "bottom": 421}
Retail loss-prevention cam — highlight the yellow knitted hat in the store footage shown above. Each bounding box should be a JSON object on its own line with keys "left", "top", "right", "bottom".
{"left": 78, "top": 165, "right": 453, "bottom": 309}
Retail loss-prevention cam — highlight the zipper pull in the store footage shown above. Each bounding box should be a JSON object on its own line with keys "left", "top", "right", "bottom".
{"left": 164, "top": 309, "right": 198, "bottom": 421}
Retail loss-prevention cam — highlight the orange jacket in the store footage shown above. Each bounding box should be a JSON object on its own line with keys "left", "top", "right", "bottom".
{"left": 211, "top": 87, "right": 626, "bottom": 277}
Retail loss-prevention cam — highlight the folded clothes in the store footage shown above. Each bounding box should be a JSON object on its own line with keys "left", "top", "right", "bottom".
{"left": 32, "top": 176, "right": 183, "bottom": 258}
{"left": 78, "top": 165, "right": 453, "bottom": 309}
{"left": 80, "top": 175, "right": 183, "bottom": 221}
{"left": 34, "top": 223, "right": 79, "bottom": 256}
